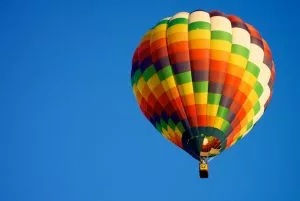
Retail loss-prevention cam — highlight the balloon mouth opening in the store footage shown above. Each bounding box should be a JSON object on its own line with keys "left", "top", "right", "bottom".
{"left": 200, "top": 136, "right": 222, "bottom": 157}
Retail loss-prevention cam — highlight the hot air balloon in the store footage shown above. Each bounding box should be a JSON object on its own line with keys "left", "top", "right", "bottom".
{"left": 131, "top": 10, "right": 275, "bottom": 178}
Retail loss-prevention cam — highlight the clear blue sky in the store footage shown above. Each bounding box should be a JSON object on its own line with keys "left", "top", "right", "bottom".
{"left": 0, "top": 0, "right": 299, "bottom": 201}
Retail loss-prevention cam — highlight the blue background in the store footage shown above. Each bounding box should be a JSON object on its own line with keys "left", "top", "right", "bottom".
{"left": 0, "top": 0, "right": 299, "bottom": 201}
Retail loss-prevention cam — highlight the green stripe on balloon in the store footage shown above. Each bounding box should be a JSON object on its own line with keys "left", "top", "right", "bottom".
{"left": 175, "top": 72, "right": 192, "bottom": 84}
{"left": 176, "top": 122, "right": 185, "bottom": 133}
{"left": 194, "top": 81, "right": 208, "bottom": 92}
{"left": 143, "top": 65, "right": 156, "bottom": 81}
{"left": 253, "top": 102, "right": 261, "bottom": 114}
{"left": 211, "top": 31, "right": 232, "bottom": 42}
{"left": 133, "top": 70, "right": 142, "bottom": 85}
{"left": 157, "top": 66, "right": 173, "bottom": 81}
{"left": 254, "top": 82, "right": 264, "bottom": 97}
{"left": 188, "top": 21, "right": 211, "bottom": 31}
{"left": 155, "top": 19, "right": 169, "bottom": 26}
{"left": 231, "top": 44, "right": 250, "bottom": 58}
{"left": 217, "top": 106, "right": 229, "bottom": 119}
{"left": 247, "top": 121, "right": 253, "bottom": 130}
{"left": 208, "top": 93, "right": 222, "bottom": 105}
{"left": 221, "top": 121, "right": 230, "bottom": 133}
{"left": 155, "top": 122, "right": 162, "bottom": 133}
{"left": 246, "top": 62, "right": 260, "bottom": 77}
{"left": 168, "top": 119, "right": 176, "bottom": 130}
{"left": 167, "top": 18, "right": 188, "bottom": 28}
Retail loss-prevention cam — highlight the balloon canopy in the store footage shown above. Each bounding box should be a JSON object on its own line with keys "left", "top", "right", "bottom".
{"left": 131, "top": 10, "right": 275, "bottom": 167}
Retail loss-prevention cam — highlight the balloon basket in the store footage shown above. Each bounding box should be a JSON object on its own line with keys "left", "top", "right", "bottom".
{"left": 199, "top": 160, "right": 209, "bottom": 178}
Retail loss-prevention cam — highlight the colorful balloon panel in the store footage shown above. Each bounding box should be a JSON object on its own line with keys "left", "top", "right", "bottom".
{"left": 131, "top": 10, "right": 275, "bottom": 160}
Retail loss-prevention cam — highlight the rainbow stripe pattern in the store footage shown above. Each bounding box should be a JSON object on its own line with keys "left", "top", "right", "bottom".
{"left": 131, "top": 10, "right": 275, "bottom": 160}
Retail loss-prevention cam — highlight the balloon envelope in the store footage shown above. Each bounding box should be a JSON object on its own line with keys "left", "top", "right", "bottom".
{"left": 131, "top": 10, "right": 275, "bottom": 161}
